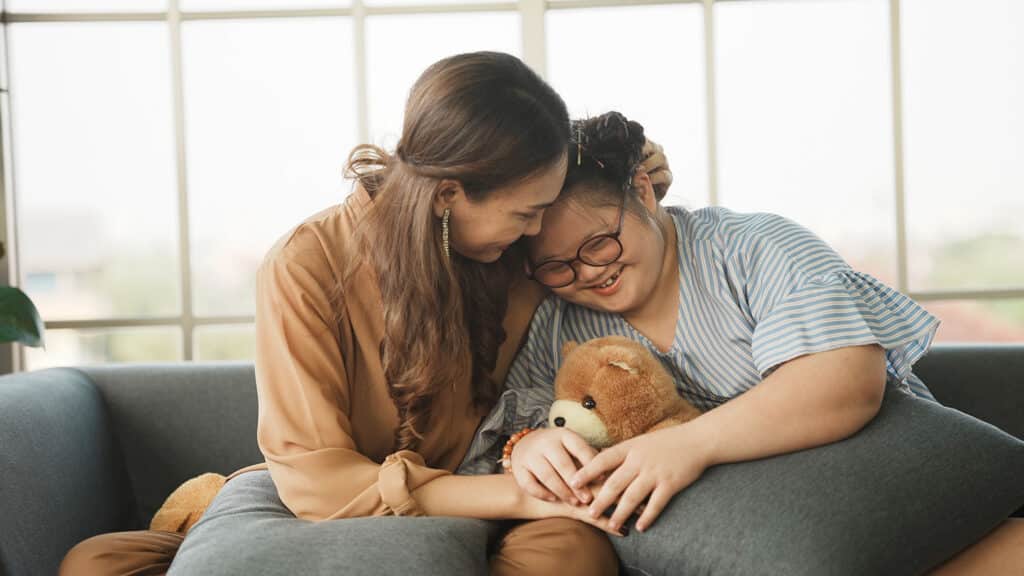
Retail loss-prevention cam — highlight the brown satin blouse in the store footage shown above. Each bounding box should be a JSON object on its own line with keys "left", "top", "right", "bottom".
{"left": 243, "top": 186, "right": 545, "bottom": 521}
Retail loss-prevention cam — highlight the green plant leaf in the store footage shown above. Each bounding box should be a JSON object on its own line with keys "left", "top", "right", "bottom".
{"left": 0, "top": 286, "right": 45, "bottom": 348}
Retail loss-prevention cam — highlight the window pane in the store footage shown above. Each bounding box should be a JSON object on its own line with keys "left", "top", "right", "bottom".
{"left": 902, "top": 0, "right": 1024, "bottom": 292}
{"left": 6, "top": 0, "right": 165, "bottom": 12}
{"left": 715, "top": 0, "right": 897, "bottom": 284}
{"left": 923, "top": 299, "right": 1024, "bottom": 343}
{"left": 182, "top": 18, "right": 357, "bottom": 317}
{"left": 10, "top": 23, "right": 181, "bottom": 321}
{"left": 547, "top": 4, "right": 708, "bottom": 209}
{"left": 24, "top": 326, "right": 183, "bottom": 369}
{"left": 181, "top": 0, "right": 348, "bottom": 11}
{"left": 365, "top": 12, "right": 520, "bottom": 147}
{"left": 194, "top": 324, "right": 256, "bottom": 361}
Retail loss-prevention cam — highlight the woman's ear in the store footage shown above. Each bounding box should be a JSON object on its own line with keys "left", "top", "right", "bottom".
{"left": 432, "top": 179, "right": 464, "bottom": 218}
{"left": 632, "top": 171, "right": 657, "bottom": 214}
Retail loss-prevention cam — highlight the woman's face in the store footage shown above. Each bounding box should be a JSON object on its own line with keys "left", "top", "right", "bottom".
{"left": 446, "top": 155, "right": 567, "bottom": 263}
{"left": 527, "top": 174, "right": 666, "bottom": 315}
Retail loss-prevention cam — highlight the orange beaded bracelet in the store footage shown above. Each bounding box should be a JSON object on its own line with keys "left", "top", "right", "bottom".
{"left": 498, "top": 427, "right": 534, "bottom": 473}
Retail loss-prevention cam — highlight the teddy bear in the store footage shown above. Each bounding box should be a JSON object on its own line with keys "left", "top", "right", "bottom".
{"left": 151, "top": 335, "right": 701, "bottom": 534}
{"left": 548, "top": 335, "right": 702, "bottom": 448}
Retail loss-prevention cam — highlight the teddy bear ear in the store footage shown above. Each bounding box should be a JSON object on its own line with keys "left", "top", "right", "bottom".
{"left": 608, "top": 360, "right": 638, "bottom": 375}
{"left": 561, "top": 340, "right": 580, "bottom": 358}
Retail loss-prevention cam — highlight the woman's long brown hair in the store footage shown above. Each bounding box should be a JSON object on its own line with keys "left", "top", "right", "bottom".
{"left": 343, "top": 52, "right": 570, "bottom": 452}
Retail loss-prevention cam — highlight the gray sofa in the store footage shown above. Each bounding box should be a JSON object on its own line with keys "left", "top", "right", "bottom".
{"left": 1, "top": 345, "right": 1022, "bottom": 576}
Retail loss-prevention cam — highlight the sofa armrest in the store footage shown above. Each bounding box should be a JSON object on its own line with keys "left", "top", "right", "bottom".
{"left": 0, "top": 368, "right": 136, "bottom": 576}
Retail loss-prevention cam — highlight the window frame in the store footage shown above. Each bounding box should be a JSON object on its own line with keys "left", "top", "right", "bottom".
{"left": 1, "top": 0, "right": 1021, "bottom": 371}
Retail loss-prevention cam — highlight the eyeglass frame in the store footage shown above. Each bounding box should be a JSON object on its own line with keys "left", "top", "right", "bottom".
{"left": 525, "top": 186, "right": 629, "bottom": 289}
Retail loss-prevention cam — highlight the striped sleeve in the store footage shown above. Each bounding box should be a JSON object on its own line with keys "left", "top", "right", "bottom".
{"left": 455, "top": 297, "right": 560, "bottom": 475}
{"left": 738, "top": 213, "right": 940, "bottom": 384}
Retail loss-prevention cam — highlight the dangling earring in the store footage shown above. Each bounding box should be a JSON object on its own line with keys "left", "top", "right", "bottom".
{"left": 442, "top": 207, "right": 451, "bottom": 259}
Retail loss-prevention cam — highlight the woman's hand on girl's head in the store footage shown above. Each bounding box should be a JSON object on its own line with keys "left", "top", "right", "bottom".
{"left": 639, "top": 139, "right": 673, "bottom": 198}
{"left": 570, "top": 424, "right": 713, "bottom": 534}
{"left": 510, "top": 428, "right": 599, "bottom": 506}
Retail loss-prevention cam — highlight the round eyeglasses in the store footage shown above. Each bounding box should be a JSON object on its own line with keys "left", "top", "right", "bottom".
{"left": 526, "top": 191, "right": 627, "bottom": 289}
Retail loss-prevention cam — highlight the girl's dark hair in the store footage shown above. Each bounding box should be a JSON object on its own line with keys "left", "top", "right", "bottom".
{"left": 562, "top": 111, "right": 655, "bottom": 211}
{"left": 344, "top": 52, "right": 570, "bottom": 452}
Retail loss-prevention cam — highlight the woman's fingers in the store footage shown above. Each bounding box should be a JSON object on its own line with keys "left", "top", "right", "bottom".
{"left": 561, "top": 431, "right": 598, "bottom": 468}
{"left": 546, "top": 449, "right": 589, "bottom": 504}
{"left": 581, "top": 513, "right": 625, "bottom": 537}
{"left": 639, "top": 138, "right": 673, "bottom": 197}
{"left": 531, "top": 457, "right": 580, "bottom": 505}
{"left": 571, "top": 446, "right": 624, "bottom": 490}
{"left": 635, "top": 486, "right": 672, "bottom": 533}
{"left": 560, "top": 433, "right": 599, "bottom": 501}
{"left": 512, "top": 464, "right": 557, "bottom": 502}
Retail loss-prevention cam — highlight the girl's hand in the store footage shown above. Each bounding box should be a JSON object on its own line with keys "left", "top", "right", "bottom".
{"left": 511, "top": 428, "right": 599, "bottom": 506}
{"left": 639, "top": 139, "right": 673, "bottom": 198}
{"left": 570, "top": 424, "right": 711, "bottom": 533}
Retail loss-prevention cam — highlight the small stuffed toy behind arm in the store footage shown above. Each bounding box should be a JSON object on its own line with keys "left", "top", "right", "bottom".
{"left": 150, "top": 472, "right": 227, "bottom": 534}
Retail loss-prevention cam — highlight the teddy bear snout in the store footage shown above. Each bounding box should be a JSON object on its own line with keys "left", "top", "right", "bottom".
{"left": 548, "top": 399, "right": 612, "bottom": 448}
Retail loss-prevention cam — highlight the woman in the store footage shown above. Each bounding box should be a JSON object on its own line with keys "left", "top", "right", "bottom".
{"left": 59, "top": 53, "right": 673, "bottom": 575}
{"left": 459, "top": 110, "right": 1024, "bottom": 575}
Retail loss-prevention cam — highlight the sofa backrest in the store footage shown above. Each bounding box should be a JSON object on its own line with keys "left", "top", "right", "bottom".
{"left": 914, "top": 344, "right": 1024, "bottom": 441}
{"left": 80, "top": 362, "right": 262, "bottom": 529}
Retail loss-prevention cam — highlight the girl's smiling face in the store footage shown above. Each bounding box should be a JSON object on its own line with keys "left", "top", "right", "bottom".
{"left": 527, "top": 172, "right": 669, "bottom": 315}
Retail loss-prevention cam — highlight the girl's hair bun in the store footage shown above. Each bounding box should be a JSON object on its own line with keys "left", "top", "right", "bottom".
{"left": 571, "top": 111, "right": 646, "bottom": 188}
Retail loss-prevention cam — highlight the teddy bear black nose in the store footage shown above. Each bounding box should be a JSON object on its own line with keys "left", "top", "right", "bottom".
{"left": 553, "top": 417, "right": 566, "bottom": 427}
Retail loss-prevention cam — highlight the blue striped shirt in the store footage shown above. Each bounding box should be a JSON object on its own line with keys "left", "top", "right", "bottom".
{"left": 457, "top": 207, "right": 940, "bottom": 475}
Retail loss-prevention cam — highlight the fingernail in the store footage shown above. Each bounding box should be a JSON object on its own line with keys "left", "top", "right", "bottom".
{"left": 580, "top": 494, "right": 591, "bottom": 504}
{"left": 636, "top": 523, "right": 645, "bottom": 533}
{"left": 570, "top": 480, "right": 581, "bottom": 489}
{"left": 589, "top": 508, "right": 599, "bottom": 519}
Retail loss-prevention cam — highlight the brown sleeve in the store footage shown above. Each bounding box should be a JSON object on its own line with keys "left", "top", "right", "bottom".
{"left": 254, "top": 230, "right": 449, "bottom": 521}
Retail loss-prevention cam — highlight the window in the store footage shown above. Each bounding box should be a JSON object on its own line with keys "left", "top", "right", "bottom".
{"left": 4, "top": 0, "right": 1022, "bottom": 371}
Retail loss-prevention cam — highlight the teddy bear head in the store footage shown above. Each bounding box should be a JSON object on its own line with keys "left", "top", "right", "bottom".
{"left": 548, "top": 335, "right": 684, "bottom": 448}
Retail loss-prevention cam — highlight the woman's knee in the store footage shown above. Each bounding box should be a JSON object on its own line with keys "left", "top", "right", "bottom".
{"left": 492, "top": 518, "right": 618, "bottom": 576}
{"left": 60, "top": 530, "right": 183, "bottom": 576}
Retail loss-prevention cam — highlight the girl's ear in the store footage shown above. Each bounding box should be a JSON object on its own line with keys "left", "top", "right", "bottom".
{"left": 432, "top": 179, "right": 464, "bottom": 218}
{"left": 632, "top": 171, "right": 657, "bottom": 214}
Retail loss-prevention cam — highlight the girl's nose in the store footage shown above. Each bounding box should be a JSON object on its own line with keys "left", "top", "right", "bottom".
{"left": 574, "top": 262, "right": 607, "bottom": 286}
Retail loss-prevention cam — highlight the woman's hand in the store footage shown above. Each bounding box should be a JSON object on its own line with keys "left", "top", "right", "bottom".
{"left": 510, "top": 428, "right": 599, "bottom": 506}
{"left": 639, "top": 139, "right": 673, "bottom": 198}
{"left": 521, "top": 488, "right": 625, "bottom": 537}
{"left": 570, "top": 424, "right": 711, "bottom": 533}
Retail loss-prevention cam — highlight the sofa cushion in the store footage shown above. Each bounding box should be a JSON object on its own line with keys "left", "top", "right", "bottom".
{"left": 612, "top": 383, "right": 1024, "bottom": 576}
{"left": 169, "top": 470, "right": 496, "bottom": 575}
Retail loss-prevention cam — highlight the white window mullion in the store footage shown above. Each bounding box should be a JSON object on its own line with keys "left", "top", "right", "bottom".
{"left": 890, "top": 0, "right": 909, "bottom": 293}
{"left": 703, "top": 0, "right": 718, "bottom": 206}
{"left": 169, "top": 0, "right": 194, "bottom": 360}
{"left": 520, "top": 0, "right": 547, "bottom": 79}
{"left": 354, "top": 0, "right": 369, "bottom": 144}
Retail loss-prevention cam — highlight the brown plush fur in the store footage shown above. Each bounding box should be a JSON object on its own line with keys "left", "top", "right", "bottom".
{"left": 549, "top": 336, "right": 701, "bottom": 448}
{"left": 149, "top": 472, "right": 226, "bottom": 534}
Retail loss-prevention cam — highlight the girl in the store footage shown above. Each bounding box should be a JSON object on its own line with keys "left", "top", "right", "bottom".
{"left": 59, "top": 55, "right": 674, "bottom": 576}
{"left": 459, "top": 111, "right": 1024, "bottom": 574}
